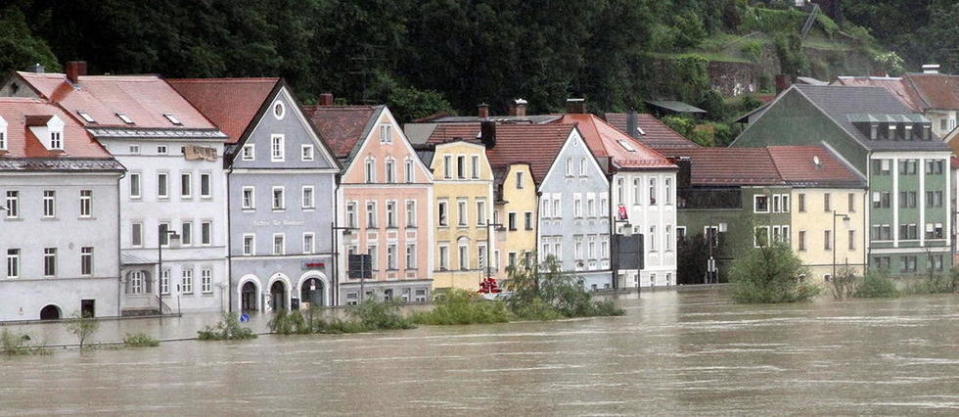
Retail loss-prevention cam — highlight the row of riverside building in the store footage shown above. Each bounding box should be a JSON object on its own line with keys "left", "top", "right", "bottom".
{"left": 0, "top": 62, "right": 955, "bottom": 321}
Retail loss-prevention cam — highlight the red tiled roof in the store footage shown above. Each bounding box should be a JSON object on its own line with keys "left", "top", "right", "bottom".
{"left": 167, "top": 78, "right": 279, "bottom": 143}
{"left": 833, "top": 76, "right": 924, "bottom": 112}
{"left": 903, "top": 73, "right": 959, "bottom": 111}
{"left": 15, "top": 71, "right": 217, "bottom": 130}
{"left": 766, "top": 146, "right": 863, "bottom": 187}
{"left": 302, "top": 105, "right": 380, "bottom": 158}
{"left": 668, "top": 147, "right": 783, "bottom": 186}
{"left": 485, "top": 124, "right": 576, "bottom": 183}
{"left": 560, "top": 113, "right": 676, "bottom": 171}
{"left": 603, "top": 113, "right": 699, "bottom": 150}
{"left": 426, "top": 123, "right": 481, "bottom": 144}
{"left": 0, "top": 97, "right": 114, "bottom": 159}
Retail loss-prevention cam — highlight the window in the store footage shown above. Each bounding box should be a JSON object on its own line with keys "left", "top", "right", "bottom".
{"left": 273, "top": 234, "right": 286, "bottom": 255}
{"left": 926, "top": 191, "right": 944, "bottom": 208}
{"left": 456, "top": 199, "right": 468, "bottom": 226}
{"left": 78, "top": 247, "right": 93, "bottom": 276}
{"left": 6, "top": 249, "right": 20, "bottom": 278}
{"left": 899, "top": 191, "right": 917, "bottom": 208}
{"left": 3, "top": 190, "right": 17, "bottom": 218}
{"left": 406, "top": 244, "right": 417, "bottom": 269}
{"left": 380, "top": 124, "right": 392, "bottom": 143}
{"left": 665, "top": 226, "right": 673, "bottom": 251}
{"left": 676, "top": 226, "right": 687, "bottom": 243}
{"left": 303, "top": 233, "right": 315, "bottom": 254}
{"left": 516, "top": 172, "right": 525, "bottom": 189}
{"left": 797, "top": 193, "right": 805, "bottom": 212}
{"left": 49, "top": 131, "right": 62, "bottom": 149}
{"left": 387, "top": 244, "right": 397, "bottom": 270}
{"left": 271, "top": 134, "right": 284, "bottom": 161}
{"left": 508, "top": 252, "right": 517, "bottom": 268}
{"left": 301, "top": 186, "right": 315, "bottom": 209}
{"left": 824, "top": 230, "right": 832, "bottom": 250}
{"left": 574, "top": 194, "right": 583, "bottom": 217}
{"left": 130, "top": 271, "right": 144, "bottom": 294}
{"left": 902, "top": 255, "right": 917, "bottom": 273}
{"left": 443, "top": 155, "right": 452, "bottom": 179}
{"left": 129, "top": 145, "right": 140, "bottom": 155}
{"left": 754, "top": 226, "right": 769, "bottom": 248}
{"left": 131, "top": 222, "right": 143, "bottom": 247}
{"left": 587, "top": 196, "right": 595, "bottom": 217}
{"left": 553, "top": 195, "right": 561, "bottom": 217}
{"left": 129, "top": 173, "right": 141, "bottom": 199}
{"left": 579, "top": 158, "right": 587, "bottom": 176}
{"left": 243, "top": 234, "right": 255, "bottom": 256}
{"left": 848, "top": 230, "right": 856, "bottom": 250}
{"left": 163, "top": 113, "right": 182, "bottom": 126}
{"left": 405, "top": 159, "right": 414, "bottom": 183}
{"left": 367, "top": 201, "right": 377, "bottom": 228}
{"left": 201, "top": 221, "right": 212, "bottom": 245}
{"left": 542, "top": 195, "right": 551, "bottom": 218}
{"left": 457, "top": 156, "right": 466, "bottom": 179}
{"left": 649, "top": 226, "right": 657, "bottom": 252}
{"left": 471, "top": 155, "right": 480, "bottom": 179}
{"left": 649, "top": 178, "right": 657, "bottom": 205}
{"left": 575, "top": 236, "right": 584, "bottom": 260}
{"left": 437, "top": 200, "right": 448, "bottom": 226}
{"left": 242, "top": 187, "right": 255, "bottom": 209}
{"left": 476, "top": 200, "right": 486, "bottom": 225}
{"left": 781, "top": 194, "right": 790, "bottom": 213}
{"left": 478, "top": 245, "right": 488, "bottom": 270}
{"left": 42, "top": 190, "right": 55, "bottom": 217}
{"left": 439, "top": 245, "right": 449, "bottom": 270}
{"left": 154, "top": 145, "right": 167, "bottom": 155}
{"left": 459, "top": 243, "right": 469, "bottom": 270}
{"left": 272, "top": 187, "right": 285, "bottom": 210}
{"left": 181, "top": 221, "right": 192, "bottom": 246}
{"left": 632, "top": 179, "right": 642, "bottom": 205}
{"left": 201, "top": 269, "right": 212, "bottom": 293}
{"left": 386, "top": 201, "right": 397, "bottom": 227}
{"left": 406, "top": 200, "right": 416, "bottom": 227}
{"left": 347, "top": 202, "right": 357, "bottom": 228}
{"left": 824, "top": 193, "right": 831, "bottom": 212}
{"left": 365, "top": 158, "right": 376, "bottom": 183}
{"left": 157, "top": 173, "right": 168, "bottom": 199}
{"left": 180, "top": 172, "right": 192, "bottom": 198}
{"left": 43, "top": 248, "right": 56, "bottom": 277}
{"left": 181, "top": 268, "right": 193, "bottom": 294}
{"left": 772, "top": 195, "right": 781, "bottom": 213}
{"left": 115, "top": 112, "right": 133, "bottom": 124}
{"left": 508, "top": 212, "right": 517, "bottom": 231}
{"left": 665, "top": 178, "right": 672, "bottom": 205}
{"left": 848, "top": 193, "right": 855, "bottom": 212}
{"left": 386, "top": 159, "right": 395, "bottom": 183}
{"left": 525, "top": 212, "right": 533, "bottom": 230}
{"left": 242, "top": 144, "right": 255, "bottom": 161}
{"left": 0, "top": 128, "right": 5, "bottom": 151}
{"left": 200, "top": 174, "right": 211, "bottom": 198}
{"left": 566, "top": 157, "right": 573, "bottom": 176}
{"left": 798, "top": 230, "right": 806, "bottom": 251}
{"left": 754, "top": 195, "right": 769, "bottom": 213}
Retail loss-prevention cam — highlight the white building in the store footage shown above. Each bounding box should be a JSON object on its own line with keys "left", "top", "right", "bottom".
{"left": 3, "top": 62, "right": 230, "bottom": 315}
{"left": 0, "top": 98, "right": 124, "bottom": 321}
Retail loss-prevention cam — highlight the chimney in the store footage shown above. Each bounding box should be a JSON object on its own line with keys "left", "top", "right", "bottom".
{"left": 566, "top": 98, "right": 586, "bottom": 114}
{"left": 775, "top": 74, "right": 792, "bottom": 93}
{"left": 478, "top": 103, "right": 490, "bottom": 119}
{"left": 508, "top": 98, "right": 528, "bottom": 117}
{"left": 675, "top": 157, "right": 692, "bottom": 188}
{"left": 923, "top": 64, "right": 941, "bottom": 74}
{"left": 626, "top": 110, "right": 639, "bottom": 138}
{"left": 66, "top": 61, "right": 87, "bottom": 84}
{"left": 319, "top": 93, "right": 334, "bottom": 106}
{"left": 480, "top": 120, "right": 496, "bottom": 149}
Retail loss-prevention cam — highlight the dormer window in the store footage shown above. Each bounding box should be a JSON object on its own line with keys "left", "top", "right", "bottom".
{"left": 869, "top": 124, "right": 878, "bottom": 140}
{"left": 0, "top": 116, "right": 7, "bottom": 151}
{"left": 50, "top": 131, "right": 62, "bottom": 150}
{"left": 924, "top": 125, "right": 932, "bottom": 140}
{"left": 29, "top": 114, "right": 65, "bottom": 151}
{"left": 116, "top": 113, "right": 134, "bottom": 124}
{"left": 163, "top": 113, "right": 182, "bottom": 126}
{"left": 904, "top": 124, "right": 914, "bottom": 140}
{"left": 77, "top": 111, "right": 96, "bottom": 123}
{"left": 888, "top": 124, "right": 897, "bottom": 139}
{"left": 617, "top": 139, "right": 637, "bottom": 152}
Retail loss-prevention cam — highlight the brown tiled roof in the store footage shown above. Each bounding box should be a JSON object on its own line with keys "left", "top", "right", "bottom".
{"left": 485, "top": 124, "right": 576, "bottom": 184}
{"left": 560, "top": 113, "right": 676, "bottom": 171}
{"left": 766, "top": 146, "right": 864, "bottom": 187}
{"left": 426, "top": 123, "right": 481, "bottom": 144}
{"left": 15, "top": 71, "right": 218, "bottom": 130}
{"left": 668, "top": 147, "right": 784, "bottom": 186}
{"left": 0, "top": 97, "right": 117, "bottom": 162}
{"left": 833, "top": 76, "right": 924, "bottom": 112}
{"left": 903, "top": 73, "right": 959, "bottom": 110}
{"left": 603, "top": 112, "right": 699, "bottom": 150}
{"left": 168, "top": 78, "right": 279, "bottom": 143}
{"left": 302, "top": 105, "right": 381, "bottom": 159}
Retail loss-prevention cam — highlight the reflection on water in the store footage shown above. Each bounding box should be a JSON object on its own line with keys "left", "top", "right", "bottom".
{"left": 2, "top": 288, "right": 959, "bottom": 416}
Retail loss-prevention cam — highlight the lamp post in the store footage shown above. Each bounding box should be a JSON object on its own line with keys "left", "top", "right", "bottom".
{"left": 485, "top": 221, "right": 506, "bottom": 281}
{"left": 613, "top": 213, "right": 633, "bottom": 293}
{"left": 331, "top": 224, "right": 356, "bottom": 306}
{"left": 157, "top": 225, "right": 180, "bottom": 316}
{"left": 832, "top": 210, "right": 850, "bottom": 280}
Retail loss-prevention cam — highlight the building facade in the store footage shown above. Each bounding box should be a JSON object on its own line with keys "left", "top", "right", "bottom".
{"left": 491, "top": 163, "right": 538, "bottom": 279}
{"left": 170, "top": 78, "right": 340, "bottom": 312}
{"left": 0, "top": 98, "right": 124, "bottom": 321}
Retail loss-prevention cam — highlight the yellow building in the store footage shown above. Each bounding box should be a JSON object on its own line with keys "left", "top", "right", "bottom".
{"left": 491, "top": 163, "right": 538, "bottom": 279}
{"left": 429, "top": 140, "right": 495, "bottom": 290}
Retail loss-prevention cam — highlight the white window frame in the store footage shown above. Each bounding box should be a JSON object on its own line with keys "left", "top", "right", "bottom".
{"left": 157, "top": 172, "right": 169, "bottom": 199}
{"left": 79, "top": 189, "right": 93, "bottom": 218}
{"left": 5, "top": 249, "right": 19, "bottom": 278}
{"left": 303, "top": 233, "right": 315, "bottom": 254}
{"left": 438, "top": 200, "right": 448, "bottom": 226}
{"left": 241, "top": 144, "right": 255, "bottom": 161}
{"left": 200, "top": 173, "right": 212, "bottom": 198}
{"left": 131, "top": 222, "right": 143, "bottom": 247}
{"left": 753, "top": 194, "right": 769, "bottom": 213}
{"left": 457, "top": 199, "right": 468, "bottom": 226}
{"left": 271, "top": 134, "right": 285, "bottom": 162}
{"left": 301, "top": 186, "right": 315, "bottom": 209}
{"left": 406, "top": 243, "right": 417, "bottom": 269}
{"left": 243, "top": 234, "right": 256, "bottom": 256}
{"left": 471, "top": 155, "right": 480, "bottom": 179}
{"left": 346, "top": 202, "right": 358, "bottom": 228}
{"left": 129, "top": 173, "right": 141, "bottom": 199}
{"left": 380, "top": 124, "right": 392, "bottom": 143}
{"left": 365, "top": 158, "right": 376, "bottom": 183}
{"left": 405, "top": 158, "right": 414, "bottom": 183}
{"left": 406, "top": 200, "right": 417, "bottom": 227}
{"left": 43, "top": 248, "right": 56, "bottom": 277}
{"left": 181, "top": 221, "right": 193, "bottom": 246}
{"left": 180, "top": 172, "right": 192, "bottom": 199}
{"left": 42, "top": 190, "right": 55, "bottom": 218}
{"left": 272, "top": 186, "right": 285, "bottom": 211}
{"left": 201, "top": 221, "right": 212, "bottom": 246}
{"left": 181, "top": 268, "right": 194, "bottom": 294}
{"left": 273, "top": 233, "right": 286, "bottom": 255}
{"left": 81, "top": 247, "right": 94, "bottom": 276}
{"left": 242, "top": 186, "right": 255, "bottom": 210}
{"left": 366, "top": 201, "right": 378, "bottom": 228}
{"left": 201, "top": 268, "right": 212, "bottom": 293}
{"left": 439, "top": 244, "right": 450, "bottom": 270}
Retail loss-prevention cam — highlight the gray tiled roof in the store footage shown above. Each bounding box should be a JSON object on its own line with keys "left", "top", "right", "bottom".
{"left": 794, "top": 84, "right": 951, "bottom": 151}
{"left": 0, "top": 158, "right": 124, "bottom": 172}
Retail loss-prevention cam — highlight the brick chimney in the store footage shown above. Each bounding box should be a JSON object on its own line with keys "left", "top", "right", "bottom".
{"left": 508, "top": 99, "right": 528, "bottom": 117}
{"left": 478, "top": 103, "right": 490, "bottom": 119}
{"left": 626, "top": 110, "right": 639, "bottom": 138}
{"left": 566, "top": 98, "right": 586, "bottom": 114}
{"left": 480, "top": 120, "right": 496, "bottom": 148}
{"left": 66, "top": 61, "right": 87, "bottom": 84}
{"left": 319, "top": 93, "right": 334, "bottom": 106}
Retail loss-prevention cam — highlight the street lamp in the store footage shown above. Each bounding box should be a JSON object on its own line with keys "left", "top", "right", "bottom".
{"left": 485, "top": 221, "right": 506, "bottom": 281}
{"left": 613, "top": 212, "right": 633, "bottom": 292}
{"left": 832, "top": 210, "right": 850, "bottom": 281}
{"left": 331, "top": 224, "right": 357, "bottom": 306}
{"left": 157, "top": 225, "right": 180, "bottom": 316}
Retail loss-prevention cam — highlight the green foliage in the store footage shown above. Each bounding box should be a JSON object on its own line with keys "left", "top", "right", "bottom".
{"left": 411, "top": 290, "right": 510, "bottom": 325}
{"left": 270, "top": 301, "right": 414, "bottom": 335}
{"left": 729, "top": 242, "right": 820, "bottom": 303}
{"left": 903, "top": 271, "right": 959, "bottom": 295}
{"left": 1, "top": 329, "right": 32, "bottom": 356}
{"left": 740, "top": 7, "right": 807, "bottom": 34}
{"left": 853, "top": 272, "right": 900, "bottom": 298}
{"left": 774, "top": 33, "right": 809, "bottom": 77}
{"left": 198, "top": 313, "right": 257, "bottom": 341}
{"left": 506, "top": 256, "right": 625, "bottom": 319}
{"left": 829, "top": 268, "right": 859, "bottom": 300}
{"left": 123, "top": 333, "right": 159, "bottom": 348}
{"left": 0, "top": 5, "right": 60, "bottom": 75}
{"left": 348, "top": 300, "right": 416, "bottom": 330}
{"left": 66, "top": 311, "right": 99, "bottom": 350}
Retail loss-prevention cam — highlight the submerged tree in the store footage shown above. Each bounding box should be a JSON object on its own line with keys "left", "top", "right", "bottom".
{"left": 66, "top": 311, "right": 99, "bottom": 350}
{"left": 728, "top": 242, "right": 819, "bottom": 303}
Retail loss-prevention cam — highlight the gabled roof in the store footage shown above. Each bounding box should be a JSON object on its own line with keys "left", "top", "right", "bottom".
{"left": 669, "top": 147, "right": 783, "bottom": 186}
{"left": 485, "top": 124, "right": 576, "bottom": 184}
{"left": 791, "top": 84, "right": 950, "bottom": 152}
{"left": 766, "top": 146, "right": 865, "bottom": 188}
{"left": 0, "top": 97, "right": 122, "bottom": 171}
{"left": 833, "top": 76, "right": 923, "bottom": 112}
{"left": 302, "top": 105, "right": 382, "bottom": 160}
{"left": 603, "top": 112, "right": 699, "bottom": 149}
{"left": 559, "top": 113, "right": 676, "bottom": 171}
{"left": 167, "top": 78, "right": 280, "bottom": 143}
{"left": 902, "top": 73, "right": 959, "bottom": 111}
{"left": 645, "top": 100, "right": 706, "bottom": 114}
{"left": 14, "top": 71, "right": 220, "bottom": 133}
{"left": 425, "top": 123, "right": 481, "bottom": 144}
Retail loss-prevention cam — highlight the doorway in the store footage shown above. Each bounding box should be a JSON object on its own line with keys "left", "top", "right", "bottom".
{"left": 39, "top": 305, "right": 61, "bottom": 320}
{"left": 81, "top": 299, "right": 95, "bottom": 318}
{"left": 241, "top": 282, "right": 258, "bottom": 311}
{"left": 270, "top": 281, "right": 287, "bottom": 311}
{"left": 300, "top": 278, "right": 324, "bottom": 307}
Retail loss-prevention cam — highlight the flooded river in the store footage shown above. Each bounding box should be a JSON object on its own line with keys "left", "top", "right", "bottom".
{"left": 2, "top": 288, "right": 959, "bottom": 416}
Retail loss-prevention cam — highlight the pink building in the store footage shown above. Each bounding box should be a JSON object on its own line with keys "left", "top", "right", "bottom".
{"left": 304, "top": 102, "right": 434, "bottom": 304}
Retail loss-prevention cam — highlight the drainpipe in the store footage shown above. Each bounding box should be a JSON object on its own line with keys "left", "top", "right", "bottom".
{"left": 226, "top": 163, "right": 233, "bottom": 314}
{"left": 116, "top": 171, "right": 125, "bottom": 317}
{"left": 608, "top": 173, "right": 617, "bottom": 290}
{"left": 332, "top": 173, "right": 341, "bottom": 306}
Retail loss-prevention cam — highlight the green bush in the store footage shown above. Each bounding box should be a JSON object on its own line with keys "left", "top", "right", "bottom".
{"left": 1, "top": 329, "right": 31, "bottom": 355}
{"left": 903, "top": 271, "right": 958, "bottom": 295}
{"left": 411, "top": 290, "right": 510, "bottom": 325}
{"left": 270, "top": 301, "right": 415, "bottom": 335}
{"left": 198, "top": 313, "right": 257, "bottom": 341}
{"left": 729, "top": 242, "right": 821, "bottom": 303}
{"left": 506, "top": 256, "right": 625, "bottom": 319}
{"left": 853, "top": 272, "right": 899, "bottom": 298}
{"left": 123, "top": 333, "right": 160, "bottom": 348}
{"left": 349, "top": 300, "right": 416, "bottom": 330}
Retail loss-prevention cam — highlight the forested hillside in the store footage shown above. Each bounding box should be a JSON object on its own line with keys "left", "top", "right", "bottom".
{"left": 0, "top": 0, "right": 950, "bottom": 125}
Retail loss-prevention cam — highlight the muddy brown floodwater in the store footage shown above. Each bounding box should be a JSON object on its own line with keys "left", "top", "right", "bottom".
{"left": 1, "top": 288, "right": 959, "bottom": 416}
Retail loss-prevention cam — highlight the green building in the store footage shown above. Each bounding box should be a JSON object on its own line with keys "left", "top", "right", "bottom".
{"left": 732, "top": 85, "right": 952, "bottom": 276}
